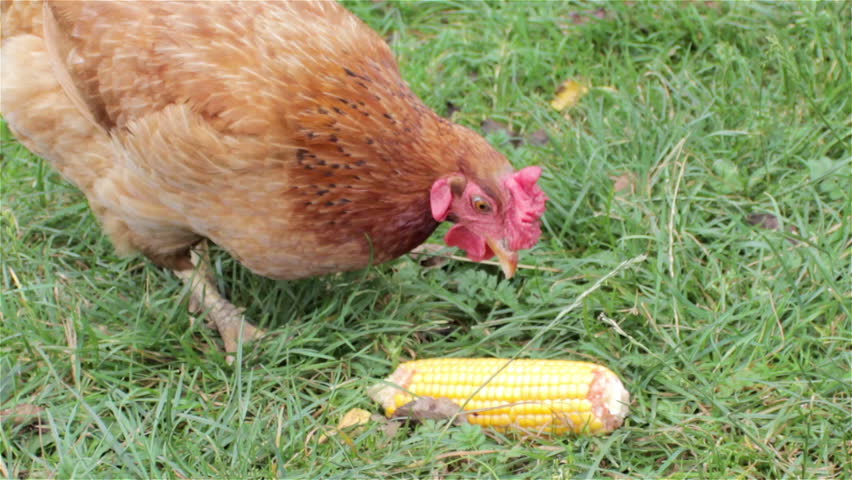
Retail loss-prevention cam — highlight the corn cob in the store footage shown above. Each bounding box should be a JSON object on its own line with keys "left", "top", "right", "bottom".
{"left": 369, "top": 358, "right": 629, "bottom": 434}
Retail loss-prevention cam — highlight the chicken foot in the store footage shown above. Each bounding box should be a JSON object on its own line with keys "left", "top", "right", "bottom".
{"left": 174, "top": 242, "right": 264, "bottom": 361}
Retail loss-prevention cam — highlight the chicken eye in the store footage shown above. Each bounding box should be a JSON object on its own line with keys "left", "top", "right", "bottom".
{"left": 472, "top": 196, "right": 492, "bottom": 213}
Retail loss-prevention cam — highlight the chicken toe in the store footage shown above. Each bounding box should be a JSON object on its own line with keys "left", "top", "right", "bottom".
{"left": 175, "top": 243, "right": 264, "bottom": 362}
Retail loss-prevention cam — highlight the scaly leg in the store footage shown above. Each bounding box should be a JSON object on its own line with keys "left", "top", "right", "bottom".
{"left": 174, "top": 242, "right": 264, "bottom": 361}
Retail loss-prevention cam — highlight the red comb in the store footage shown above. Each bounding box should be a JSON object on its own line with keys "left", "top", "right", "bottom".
{"left": 504, "top": 166, "right": 547, "bottom": 250}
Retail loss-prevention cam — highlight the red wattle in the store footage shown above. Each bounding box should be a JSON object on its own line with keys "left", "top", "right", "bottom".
{"left": 444, "top": 225, "right": 493, "bottom": 261}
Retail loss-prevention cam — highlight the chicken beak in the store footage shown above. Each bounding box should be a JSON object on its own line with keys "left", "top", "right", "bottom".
{"left": 486, "top": 238, "right": 518, "bottom": 279}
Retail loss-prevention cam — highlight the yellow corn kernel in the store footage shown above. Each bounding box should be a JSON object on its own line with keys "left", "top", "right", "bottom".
{"left": 369, "top": 358, "right": 629, "bottom": 435}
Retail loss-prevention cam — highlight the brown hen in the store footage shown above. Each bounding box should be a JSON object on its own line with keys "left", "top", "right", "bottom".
{"left": 1, "top": 1, "right": 546, "bottom": 356}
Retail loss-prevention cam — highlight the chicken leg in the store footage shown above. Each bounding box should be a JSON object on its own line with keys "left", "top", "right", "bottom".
{"left": 174, "top": 242, "right": 264, "bottom": 362}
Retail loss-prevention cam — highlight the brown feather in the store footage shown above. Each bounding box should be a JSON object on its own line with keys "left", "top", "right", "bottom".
{"left": 2, "top": 0, "right": 515, "bottom": 279}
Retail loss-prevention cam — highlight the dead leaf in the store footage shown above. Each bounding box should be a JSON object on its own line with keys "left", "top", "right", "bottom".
{"left": 550, "top": 79, "right": 589, "bottom": 111}
{"left": 380, "top": 421, "right": 402, "bottom": 439}
{"left": 392, "top": 397, "right": 467, "bottom": 425}
{"left": 610, "top": 172, "right": 636, "bottom": 195}
{"left": 480, "top": 118, "right": 516, "bottom": 138}
{"left": 559, "top": 8, "right": 611, "bottom": 32}
{"left": 378, "top": 418, "right": 403, "bottom": 439}
{"left": 480, "top": 118, "right": 524, "bottom": 147}
{"left": 746, "top": 213, "right": 781, "bottom": 230}
{"left": 746, "top": 213, "right": 800, "bottom": 244}
{"left": 318, "top": 408, "right": 373, "bottom": 444}
{"left": 419, "top": 255, "right": 450, "bottom": 269}
{"left": 0, "top": 403, "right": 44, "bottom": 427}
{"left": 409, "top": 243, "right": 451, "bottom": 269}
{"left": 572, "top": 8, "right": 609, "bottom": 25}
{"left": 526, "top": 129, "right": 550, "bottom": 147}
{"left": 338, "top": 408, "right": 372, "bottom": 429}
{"left": 480, "top": 120, "right": 548, "bottom": 148}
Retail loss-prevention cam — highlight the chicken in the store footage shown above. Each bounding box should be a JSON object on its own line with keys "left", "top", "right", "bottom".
{"left": 1, "top": 1, "right": 547, "bottom": 355}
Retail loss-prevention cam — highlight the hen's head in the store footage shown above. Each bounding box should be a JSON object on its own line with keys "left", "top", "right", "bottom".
{"left": 430, "top": 165, "right": 547, "bottom": 277}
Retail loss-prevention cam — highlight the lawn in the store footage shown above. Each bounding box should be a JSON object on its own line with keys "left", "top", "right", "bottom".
{"left": 1, "top": 1, "right": 849, "bottom": 478}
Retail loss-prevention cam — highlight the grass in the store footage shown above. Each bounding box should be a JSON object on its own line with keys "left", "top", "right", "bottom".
{"left": 1, "top": 1, "right": 850, "bottom": 478}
